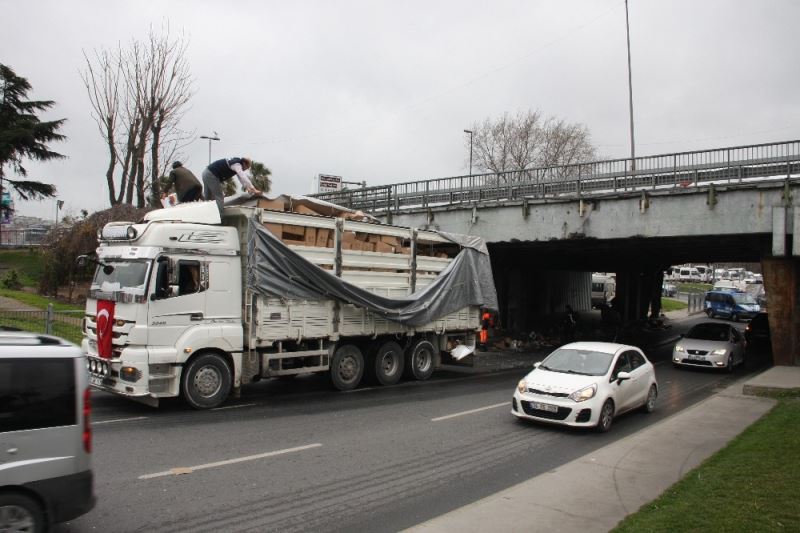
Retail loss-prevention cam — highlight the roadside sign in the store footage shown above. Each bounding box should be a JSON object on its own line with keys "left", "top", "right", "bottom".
{"left": 318, "top": 174, "right": 342, "bottom": 193}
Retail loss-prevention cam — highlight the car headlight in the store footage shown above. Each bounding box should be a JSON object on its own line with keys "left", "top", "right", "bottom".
{"left": 674, "top": 345, "right": 684, "bottom": 352}
{"left": 569, "top": 383, "right": 597, "bottom": 402}
{"left": 711, "top": 348, "right": 727, "bottom": 356}
{"left": 517, "top": 379, "right": 527, "bottom": 394}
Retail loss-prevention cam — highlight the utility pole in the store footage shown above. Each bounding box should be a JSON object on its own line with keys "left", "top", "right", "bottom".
{"left": 200, "top": 133, "right": 220, "bottom": 164}
{"left": 464, "top": 129, "right": 474, "bottom": 175}
{"left": 625, "top": 0, "right": 636, "bottom": 171}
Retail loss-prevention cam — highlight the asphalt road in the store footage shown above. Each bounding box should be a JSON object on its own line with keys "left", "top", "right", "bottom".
{"left": 60, "top": 315, "right": 769, "bottom": 533}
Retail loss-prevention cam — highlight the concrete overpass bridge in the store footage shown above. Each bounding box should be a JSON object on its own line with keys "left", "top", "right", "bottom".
{"left": 314, "top": 140, "right": 800, "bottom": 365}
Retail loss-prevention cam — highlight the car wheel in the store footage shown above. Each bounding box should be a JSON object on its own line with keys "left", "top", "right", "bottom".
{"left": 643, "top": 385, "right": 657, "bottom": 413}
{"left": 182, "top": 353, "right": 232, "bottom": 409}
{"left": 372, "top": 341, "right": 404, "bottom": 386}
{"left": 0, "top": 492, "right": 45, "bottom": 533}
{"left": 726, "top": 355, "right": 734, "bottom": 373}
{"left": 596, "top": 399, "right": 614, "bottom": 433}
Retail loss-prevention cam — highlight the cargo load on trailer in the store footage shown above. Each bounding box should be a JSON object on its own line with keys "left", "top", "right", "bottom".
{"left": 80, "top": 195, "right": 498, "bottom": 409}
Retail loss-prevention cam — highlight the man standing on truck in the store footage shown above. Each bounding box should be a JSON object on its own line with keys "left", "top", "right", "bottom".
{"left": 202, "top": 157, "right": 261, "bottom": 216}
{"left": 162, "top": 161, "right": 203, "bottom": 205}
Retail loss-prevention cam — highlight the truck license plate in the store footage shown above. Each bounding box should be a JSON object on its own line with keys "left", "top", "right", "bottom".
{"left": 89, "top": 375, "right": 103, "bottom": 387}
{"left": 532, "top": 402, "right": 558, "bottom": 413}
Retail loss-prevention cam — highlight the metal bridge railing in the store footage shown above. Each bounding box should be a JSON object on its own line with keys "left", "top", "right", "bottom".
{"left": 313, "top": 139, "right": 800, "bottom": 213}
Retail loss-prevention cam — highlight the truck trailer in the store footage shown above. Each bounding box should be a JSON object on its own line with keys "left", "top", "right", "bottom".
{"left": 81, "top": 197, "right": 498, "bottom": 409}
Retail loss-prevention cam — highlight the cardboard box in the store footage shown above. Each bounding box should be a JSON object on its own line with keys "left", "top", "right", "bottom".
{"left": 399, "top": 246, "right": 412, "bottom": 255}
{"left": 355, "top": 232, "right": 370, "bottom": 242}
{"left": 294, "top": 204, "right": 320, "bottom": 216}
{"left": 381, "top": 235, "right": 402, "bottom": 247}
{"left": 367, "top": 234, "right": 382, "bottom": 243}
{"left": 315, "top": 228, "right": 331, "bottom": 247}
{"left": 342, "top": 231, "right": 356, "bottom": 244}
{"left": 282, "top": 224, "right": 305, "bottom": 238}
{"left": 362, "top": 242, "right": 375, "bottom": 252}
{"left": 304, "top": 227, "right": 317, "bottom": 246}
{"left": 350, "top": 240, "right": 363, "bottom": 251}
{"left": 374, "top": 241, "right": 395, "bottom": 253}
{"left": 257, "top": 198, "right": 287, "bottom": 211}
{"left": 263, "top": 223, "right": 282, "bottom": 237}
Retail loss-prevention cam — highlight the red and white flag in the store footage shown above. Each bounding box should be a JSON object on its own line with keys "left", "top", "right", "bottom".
{"left": 96, "top": 300, "right": 115, "bottom": 359}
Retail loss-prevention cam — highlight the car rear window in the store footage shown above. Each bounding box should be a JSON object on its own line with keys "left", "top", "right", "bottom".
{"left": 0, "top": 357, "right": 77, "bottom": 432}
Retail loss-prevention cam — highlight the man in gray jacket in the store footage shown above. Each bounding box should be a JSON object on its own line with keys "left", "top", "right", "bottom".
{"left": 202, "top": 157, "right": 261, "bottom": 216}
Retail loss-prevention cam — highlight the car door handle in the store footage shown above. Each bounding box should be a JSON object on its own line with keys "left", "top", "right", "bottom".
{"left": 190, "top": 313, "right": 204, "bottom": 321}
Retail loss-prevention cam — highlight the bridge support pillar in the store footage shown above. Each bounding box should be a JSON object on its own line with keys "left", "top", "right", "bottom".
{"left": 761, "top": 258, "right": 800, "bottom": 366}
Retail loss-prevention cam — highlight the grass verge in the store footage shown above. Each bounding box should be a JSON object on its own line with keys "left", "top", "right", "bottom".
{"left": 660, "top": 298, "right": 688, "bottom": 312}
{"left": 614, "top": 398, "right": 800, "bottom": 532}
{"left": 0, "top": 289, "right": 84, "bottom": 311}
{"left": 0, "top": 249, "right": 44, "bottom": 286}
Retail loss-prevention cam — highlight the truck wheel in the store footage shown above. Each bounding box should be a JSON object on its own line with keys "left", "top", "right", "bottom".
{"left": 331, "top": 344, "right": 364, "bottom": 391}
{"left": 373, "top": 341, "right": 404, "bottom": 386}
{"left": 0, "top": 492, "right": 45, "bottom": 533}
{"left": 405, "top": 339, "right": 436, "bottom": 381}
{"left": 182, "top": 353, "right": 232, "bottom": 409}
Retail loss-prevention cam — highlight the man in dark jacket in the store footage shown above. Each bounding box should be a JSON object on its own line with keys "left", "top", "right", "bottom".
{"left": 202, "top": 157, "right": 261, "bottom": 216}
{"left": 163, "top": 161, "right": 203, "bottom": 204}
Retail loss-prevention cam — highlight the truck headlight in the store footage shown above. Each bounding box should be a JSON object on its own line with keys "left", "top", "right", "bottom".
{"left": 569, "top": 383, "right": 597, "bottom": 402}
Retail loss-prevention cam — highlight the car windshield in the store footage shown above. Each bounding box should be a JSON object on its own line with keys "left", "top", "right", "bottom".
{"left": 91, "top": 260, "right": 150, "bottom": 294}
{"left": 732, "top": 293, "right": 756, "bottom": 304}
{"left": 686, "top": 323, "right": 729, "bottom": 341}
{"left": 539, "top": 348, "right": 613, "bottom": 376}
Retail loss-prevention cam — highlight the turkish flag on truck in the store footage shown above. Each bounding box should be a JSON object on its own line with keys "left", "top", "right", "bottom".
{"left": 96, "top": 300, "right": 115, "bottom": 359}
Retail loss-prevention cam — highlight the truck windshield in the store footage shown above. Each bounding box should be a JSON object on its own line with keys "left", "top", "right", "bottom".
{"left": 91, "top": 260, "right": 150, "bottom": 294}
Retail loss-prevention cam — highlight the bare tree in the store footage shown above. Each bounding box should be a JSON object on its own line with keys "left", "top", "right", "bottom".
{"left": 82, "top": 26, "right": 194, "bottom": 208}
{"left": 468, "top": 110, "right": 596, "bottom": 177}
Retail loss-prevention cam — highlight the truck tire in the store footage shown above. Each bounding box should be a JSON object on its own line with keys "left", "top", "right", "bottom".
{"left": 405, "top": 339, "right": 436, "bottom": 381}
{"left": 181, "top": 353, "right": 232, "bottom": 409}
{"left": 373, "top": 340, "right": 404, "bottom": 386}
{"left": 331, "top": 344, "right": 364, "bottom": 391}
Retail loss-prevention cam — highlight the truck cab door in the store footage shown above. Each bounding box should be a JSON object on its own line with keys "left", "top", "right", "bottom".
{"left": 148, "top": 257, "right": 207, "bottom": 351}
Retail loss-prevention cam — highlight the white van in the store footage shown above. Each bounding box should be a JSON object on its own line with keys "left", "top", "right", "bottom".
{"left": 0, "top": 331, "right": 95, "bottom": 531}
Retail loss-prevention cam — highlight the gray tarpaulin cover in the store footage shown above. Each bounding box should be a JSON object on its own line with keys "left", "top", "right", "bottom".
{"left": 246, "top": 219, "right": 498, "bottom": 327}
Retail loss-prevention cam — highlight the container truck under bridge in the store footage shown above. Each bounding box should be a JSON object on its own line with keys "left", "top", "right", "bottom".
{"left": 314, "top": 140, "right": 800, "bottom": 366}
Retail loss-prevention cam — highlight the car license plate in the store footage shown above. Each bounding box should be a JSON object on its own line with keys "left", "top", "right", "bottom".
{"left": 689, "top": 355, "right": 706, "bottom": 361}
{"left": 532, "top": 402, "right": 558, "bottom": 413}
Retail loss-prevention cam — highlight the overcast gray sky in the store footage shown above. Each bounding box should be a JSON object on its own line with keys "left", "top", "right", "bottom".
{"left": 3, "top": 0, "right": 798, "bottom": 220}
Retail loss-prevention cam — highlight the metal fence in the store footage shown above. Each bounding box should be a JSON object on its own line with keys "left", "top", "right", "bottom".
{"left": 313, "top": 139, "right": 800, "bottom": 213}
{"left": 0, "top": 227, "right": 49, "bottom": 247}
{"left": 0, "top": 304, "right": 84, "bottom": 344}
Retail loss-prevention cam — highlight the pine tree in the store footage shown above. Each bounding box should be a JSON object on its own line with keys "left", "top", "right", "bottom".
{"left": 0, "top": 63, "right": 64, "bottom": 213}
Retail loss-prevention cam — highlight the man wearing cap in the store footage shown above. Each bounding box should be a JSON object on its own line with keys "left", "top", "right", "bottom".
{"left": 163, "top": 161, "right": 203, "bottom": 205}
{"left": 202, "top": 157, "right": 261, "bottom": 216}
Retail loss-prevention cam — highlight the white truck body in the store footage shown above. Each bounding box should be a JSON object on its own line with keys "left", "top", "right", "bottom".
{"left": 81, "top": 200, "right": 490, "bottom": 408}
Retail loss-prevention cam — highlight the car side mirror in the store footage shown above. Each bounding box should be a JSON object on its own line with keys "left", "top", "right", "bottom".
{"left": 616, "top": 371, "right": 631, "bottom": 382}
{"left": 533, "top": 362, "right": 541, "bottom": 369}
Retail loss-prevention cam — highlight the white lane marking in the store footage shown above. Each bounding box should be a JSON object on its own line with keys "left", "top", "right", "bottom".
{"left": 138, "top": 443, "right": 323, "bottom": 480}
{"left": 92, "top": 416, "right": 149, "bottom": 425}
{"left": 432, "top": 402, "right": 511, "bottom": 422}
{"left": 211, "top": 403, "right": 257, "bottom": 411}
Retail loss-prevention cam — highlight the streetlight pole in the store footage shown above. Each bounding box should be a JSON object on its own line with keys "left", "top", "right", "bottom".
{"left": 54, "top": 199, "right": 63, "bottom": 228}
{"left": 199, "top": 134, "right": 220, "bottom": 164}
{"left": 625, "top": 0, "right": 636, "bottom": 170}
{"left": 464, "top": 129, "right": 474, "bottom": 175}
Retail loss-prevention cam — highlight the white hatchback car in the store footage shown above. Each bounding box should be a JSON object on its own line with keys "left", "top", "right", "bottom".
{"left": 512, "top": 342, "right": 658, "bottom": 432}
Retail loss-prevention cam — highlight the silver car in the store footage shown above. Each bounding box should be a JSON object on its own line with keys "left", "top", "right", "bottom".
{"left": 672, "top": 322, "right": 745, "bottom": 371}
{"left": 0, "top": 331, "right": 95, "bottom": 531}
